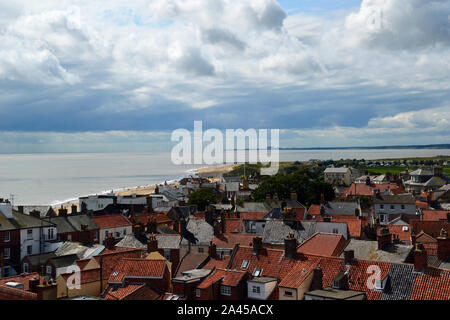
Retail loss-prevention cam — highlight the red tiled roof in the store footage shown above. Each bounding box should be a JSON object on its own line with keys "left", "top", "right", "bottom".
{"left": 240, "top": 212, "right": 268, "bottom": 220}
{"left": 379, "top": 225, "right": 412, "bottom": 244}
{"left": 61, "top": 268, "right": 100, "bottom": 284}
{"left": 278, "top": 260, "right": 318, "bottom": 288}
{"left": 91, "top": 214, "right": 132, "bottom": 229}
{"left": 342, "top": 183, "right": 404, "bottom": 197}
{"left": 421, "top": 210, "right": 449, "bottom": 222}
{"left": 308, "top": 205, "right": 320, "bottom": 216}
{"left": 94, "top": 247, "right": 143, "bottom": 280}
{"left": 416, "top": 201, "right": 429, "bottom": 210}
{"left": 411, "top": 267, "right": 450, "bottom": 300}
{"left": 0, "top": 273, "right": 44, "bottom": 300}
{"left": 104, "top": 284, "right": 162, "bottom": 300}
{"left": 305, "top": 214, "right": 363, "bottom": 238}
{"left": 212, "top": 233, "right": 257, "bottom": 249}
{"left": 297, "top": 233, "right": 347, "bottom": 257}
{"left": 197, "top": 268, "right": 246, "bottom": 289}
{"left": 202, "top": 257, "right": 230, "bottom": 270}
{"left": 109, "top": 258, "right": 168, "bottom": 283}
{"left": 130, "top": 213, "right": 173, "bottom": 225}
{"left": 0, "top": 273, "right": 44, "bottom": 291}
{"left": 224, "top": 218, "right": 243, "bottom": 233}
{"left": 410, "top": 220, "right": 450, "bottom": 238}
{"left": 76, "top": 258, "right": 91, "bottom": 270}
{"left": 175, "top": 253, "right": 209, "bottom": 277}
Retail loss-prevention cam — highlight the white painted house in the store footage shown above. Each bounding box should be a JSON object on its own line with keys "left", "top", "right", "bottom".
{"left": 373, "top": 194, "right": 417, "bottom": 225}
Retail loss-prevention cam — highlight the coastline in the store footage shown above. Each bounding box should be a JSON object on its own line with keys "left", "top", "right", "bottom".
{"left": 52, "top": 164, "right": 237, "bottom": 210}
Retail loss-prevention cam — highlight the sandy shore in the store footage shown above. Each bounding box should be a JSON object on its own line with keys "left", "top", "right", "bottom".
{"left": 51, "top": 164, "right": 237, "bottom": 208}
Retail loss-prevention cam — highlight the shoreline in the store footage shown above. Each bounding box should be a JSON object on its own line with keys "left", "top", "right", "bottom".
{"left": 51, "top": 164, "right": 237, "bottom": 210}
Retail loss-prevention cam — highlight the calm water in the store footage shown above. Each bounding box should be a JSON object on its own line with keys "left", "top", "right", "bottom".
{"left": 0, "top": 149, "right": 449, "bottom": 205}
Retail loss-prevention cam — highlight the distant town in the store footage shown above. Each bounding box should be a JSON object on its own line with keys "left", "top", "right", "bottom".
{"left": 0, "top": 156, "right": 449, "bottom": 300}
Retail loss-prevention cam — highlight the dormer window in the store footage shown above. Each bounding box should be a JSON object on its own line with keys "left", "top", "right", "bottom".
{"left": 253, "top": 268, "right": 262, "bottom": 277}
{"left": 332, "top": 280, "right": 340, "bottom": 289}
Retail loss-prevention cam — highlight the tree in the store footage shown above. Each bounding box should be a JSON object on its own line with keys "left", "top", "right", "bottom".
{"left": 187, "top": 188, "right": 219, "bottom": 211}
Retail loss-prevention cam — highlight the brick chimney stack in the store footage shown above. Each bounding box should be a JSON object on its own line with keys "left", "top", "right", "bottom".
{"left": 284, "top": 233, "right": 297, "bottom": 259}
{"left": 208, "top": 241, "right": 217, "bottom": 259}
{"left": 310, "top": 266, "right": 323, "bottom": 291}
{"left": 436, "top": 228, "right": 450, "bottom": 261}
{"left": 29, "top": 277, "right": 40, "bottom": 293}
{"left": 344, "top": 250, "right": 354, "bottom": 265}
{"left": 147, "top": 234, "right": 158, "bottom": 253}
{"left": 71, "top": 205, "right": 77, "bottom": 215}
{"left": 58, "top": 206, "right": 67, "bottom": 217}
{"left": 103, "top": 233, "right": 115, "bottom": 250}
{"left": 414, "top": 243, "right": 427, "bottom": 272}
{"left": 377, "top": 228, "right": 392, "bottom": 250}
{"left": 253, "top": 236, "right": 263, "bottom": 254}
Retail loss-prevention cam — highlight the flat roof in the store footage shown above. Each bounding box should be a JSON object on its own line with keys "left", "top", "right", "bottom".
{"left": 306, "top": 287, "right": 366, "bottom": 300}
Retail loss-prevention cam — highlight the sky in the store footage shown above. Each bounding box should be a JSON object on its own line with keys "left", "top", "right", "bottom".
{"left": 0, "top": 0, "right": 449, "bottom": 153}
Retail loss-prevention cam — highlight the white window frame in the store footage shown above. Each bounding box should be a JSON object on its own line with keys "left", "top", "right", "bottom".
{"left": 195, "top": 289, "right": 201, "bottom": 297}
{"left": 253, "top": 268, "right": 262, "bottom": 277}
{"left": 23, "top": 263, "right": 29, "bottom": 274}
{"left": 3, "top": 247, "right": 10, "bottom": 259}
{"left": 46, "top": 265, "right": 52, "bottom": 275}
{"left": 220, "top": 285, "right": 232, "bottom": 296}
{"left": 241, "top": 260, "right": 249, "bottom": 269}
{"left": 27, "top": 229, "right": 33, "bottom": 240}
{"left": 27, "top": 245, "right": 33, "bottom": 255}
{"left": 252, "top": 285, "right": 260, "bottom": 294}
{"left": 4, "top": 231, "right": 10, "bottom": 242}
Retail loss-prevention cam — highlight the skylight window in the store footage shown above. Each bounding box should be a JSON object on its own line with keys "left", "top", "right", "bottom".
{"left": 253, "top": 268, "right": 262, "bottom": 277}
{"left": 241, "top": 260, "right": 249, "bottom": 269}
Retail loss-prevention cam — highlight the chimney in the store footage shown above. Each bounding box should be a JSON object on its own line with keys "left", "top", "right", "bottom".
{"left": 414, "top": 243, "right": 427, "bottom": 272}
{"left": 344, "top": 250, "right": 354, "bottom": 265}
{"left": 29, "top": 210, "right": 41, "bottom": 219}
{"left": 436, "top": 228, "right": 450, "bottom": 261}
{"left": 310, "top": 266, "right": 323, "bottom": 291}
{"left": 147, "top": 234, "right": 158, "bottom": 253}
{"left": 253, "top": 236, "right": 263, "bottom": 254}
{"left": 208, "top": 241, "right": 217, "bottom": 259}
{"left": 284, "top": 233, "right": 297, "bottom": 259}
{"left": 37, "top": 283, "right": 57, "bottom": 300}
{"left": 71, "top": 205, "right": 77, "bottom": 215}
{"left": 18, "top": 205, "right": 24, "bottom": 214}
{"left": 377, "top": 228, "right": 392, "bottom": 250}
{"left": 103, "top": 233, "right": 115, "bottom": 250}
{"left": 81, "top": 202, "right": 87, "bottom": 214}
{"left": 58, "top": 207, "right": 67, "bottom": 217}
{"left": 365, "top": 176, "right": 371, "bottom": 186}
{"left": 220, "top": 211, "right": 226, "bottom": 234}
{"left": 180, "top": 218, "right": 187, "bottom": 235}
{"left": 290, "top": 192, "right": 297, "bottom": 201}
{"left": 29, "top": 277, "right": 40, "bottom": 293}
{"left": 146, "top": 218, "right": 157, "bottom": 234}
{"left": 447, "top": 212, "right": 450, "bottom": 223}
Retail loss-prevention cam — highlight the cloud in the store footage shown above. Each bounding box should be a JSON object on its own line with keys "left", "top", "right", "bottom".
{"left": 0, "top": 0, "right": 449, "bottom": 151}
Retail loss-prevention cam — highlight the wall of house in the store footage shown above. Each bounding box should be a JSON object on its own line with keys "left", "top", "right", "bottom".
{"left": 99, "top": 226, "right": 132, "bottom": 243}
{"left": 0, "top": 229, "right": 21, "bottom": 278}
{"left": 180, "top": 244, "right": 209, "bottom": 258}
{"left": 56, "top": 276, "right": 101, "bottom": 299}
{"left": 20, "top": 226, "right": 58, "bottom": 260}
{"left": 247, "top": 281, "right": 277, "bottom": 300}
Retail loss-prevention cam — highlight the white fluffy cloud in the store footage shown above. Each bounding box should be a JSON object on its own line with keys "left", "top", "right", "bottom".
{"left": 0, "top": 0, "right": 449, "bottom": 149}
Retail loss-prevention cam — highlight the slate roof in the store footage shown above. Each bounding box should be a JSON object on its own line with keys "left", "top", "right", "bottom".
{"left": 42, "top": 216, "right": 75, "bottom": 233}
{"left": 324, "top": 167, "right": 350, "bottom": 173}
{"left": 12, "top": 211, "right": 55, "bottom": 229}
{"left": 116, "top": 234, "right": 147, "bottom": 249}
{"left": 0, "top": 214, "right": 17, "bottom": 231}
{"left": 236, "top": 202, "right": 271, "bottom": 213}
{"left": 381, "top": 264, "right": 417, "bottom": 300}
{"left": 49, "top": 254, "right": 79, "bottom": 268}
{"left": 343, "top": 239, "right": 413, "bottom": 263}
{"left": 373, "top": 194, "right": 416, "bottom": 204}
{"left": 180, "top": 218, "right": 214, "bottom": 246}
{"left": 156, "top": 234, "right": 181, "bottom": 249}
{"left": 409, "top": 168, "right": 434, "bottom": 176}
{"left": 262, "top": 220, "right": 348, "bottom": 245}
{"left": 67, "top": 215, "right": 99, "bottom": 231}
{"left": 13, "top": 206, "right": 53, "bottom": 217}
{"left": 310, "top": 202, "right": 359, "bottom": 216}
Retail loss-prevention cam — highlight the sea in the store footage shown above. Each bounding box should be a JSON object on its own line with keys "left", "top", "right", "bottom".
{"left": 0, "top": 149, "right": 449, "bottom": 206}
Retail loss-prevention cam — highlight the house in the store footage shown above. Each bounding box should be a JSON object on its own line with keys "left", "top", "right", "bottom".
{"left": 194, "top": 268, "right": 247, "bottom": 300}
{"left": 78, "top": 193, "right": 149, "bottom": 214}
{"left": 404, "top": 167, "right": 448, "bottom": 194}
{"left": 56, "top": 268, "right": 101, "bottom": 299}
{"left": 0, "top": 273, "right": 57, "bottom": 300}
{"left": 324, "top": 167, "right": 360, "bottom": 186}
{"left": 0, "top": 205, "right": 21, "bottom": 278}
{"left": 180, "top": 218, "right": 214, "bottom": 257}
{"left": 104, "top": 283, "right": 162, "bottom": 300}
{"left": 90, "top": 214, "right": 133, "bottom": 243}
{"left": 42, "top": 214, "right": 100, "bottom": 245}
{"left": 102, "top": 258, "right": 171, "bottom": 298}
{"left": 14, "top": 206, "right": 56, "bottom": 218}
{"left": 297, "top": 233, "right": 348, "bottom": 257}
{"left": 307, "top": 201, "right": 362, "bottom": 219}
{"left": 220, "top": 176, "right": 240, "bottom": 199}
{"left": 172, "top": 269, "right": 212, "bottom": 300}
{"left": 212, "top": 233, "right": 257, "bottom": 256}
{"left": 262, "top": 220, "right": 348, "bottom": 249}
{"left": 342, "top": 183, "right": 405, "bottom": 198}
{"left": 373, "top": 194, "right": 417, "bottom": 225}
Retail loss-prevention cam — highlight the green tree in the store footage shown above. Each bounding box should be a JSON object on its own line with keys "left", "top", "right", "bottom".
{"left": 187, "top": 188, "right": 219, "bottom": 211}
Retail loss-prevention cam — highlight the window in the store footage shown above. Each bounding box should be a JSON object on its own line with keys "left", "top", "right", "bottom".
{"left": 115, "top": 232, "right": 120, "bottom": 238}
{"left": 123, "top": 229, "right": 127, "bottom": 235}
{"left": 4, "top": 231, "right": 10, "bottom": 242}
{"left": 3, "top": 266, "right": 10, "bottom": 277}
{"left": 198, "top": 247, "right": 204, "bottom": 253}
{"left": 380, "top": 205, "right": 384, "bottom": 209}
{"left": 3, "top": 248, "right": 10, "bottom": 259}
{"left": 332, "top": 280, "right": 339, "bottom": 289}
{"left": 46, "top": 266, "right": 52, "bottom": 274}
{"left": 252, "top": 286, "right": 260, "bottom": 294}
{"left": 195, "top": 289, "right": 201, "bottom": 297}
{"left": 23, "top": 263, "right": 29, "bottom": 273}
{"left": 220, "top": 286, "right": 232, "bottom": 296}
{"left": 284, "top": 290, "right": 293, "bottom": 297}
{"left": 105, "top": 231, "right": 108, "bottom": 237}
{"left": 27, "top": 229, "right": 33, "bottom": 240}
{"left": 67, "top": 235, "right": 72, "bottom": 241}
{"left": 380, "top": 215, "right": 386, "bottom": 222}
{"left": 27, "top": 245, "right": 33, "bottom": 255}
{"left": 163, "top": 249, "right": 171, "bottom": 260}
{"left": 401, "top": 205, "right": 405, "bottom": 210}
{"left": 48, "top": 228, "right": 54, "bottom": 240}
{"left": 390, "top": 205, "right": 395, "bottom": 210}
{"left": 332, "top": 228, "right": 338, "bottom": 234}
{"left": 252, "top": 268, "right": 262, "bottom": 277}
{"left": 241, "top": 260, "right": 249, "bottom": 269}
